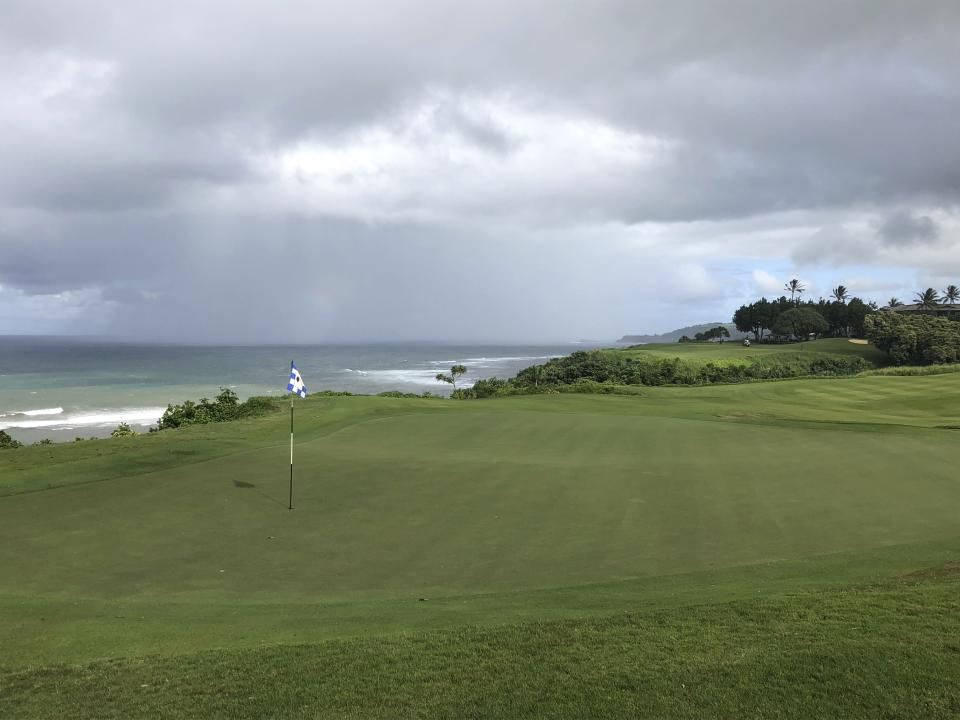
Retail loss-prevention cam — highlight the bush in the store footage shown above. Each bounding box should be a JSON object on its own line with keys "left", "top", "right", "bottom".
{"left": 158, "top": 389, "right": 279, "bottom": 430}
{"left": 864, "top": 364, "right": 960, "bottom": 377}
{"left": 0, "top": 430, "right": 23, "bottom": 449}
{"left": 510, "top": 350, "right": 866, "bottom": 390}
{"left": 237, "top": 396, "right": 280, "bottom": 417}
{"left": 111, "top": 423, "right": 138, "bottom": 438}
{"left": 470, "top": 377, "right": 511, "bottom": 398}
{"left": 865, "top": 312, "right": 960, "bottom": 365}
{"left": 377, "top": 391, "right": 436, "bottom": 399}
{"left": 557, "top": 380, "right": 619, "bottom": 394}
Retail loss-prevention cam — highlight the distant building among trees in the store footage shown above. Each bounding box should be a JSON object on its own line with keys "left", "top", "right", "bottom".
{"left": 886, "top": 303, "right": 960, "bottom": 320}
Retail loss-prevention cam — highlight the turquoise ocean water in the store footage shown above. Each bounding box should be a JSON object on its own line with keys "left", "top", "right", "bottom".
{"left": 0, "top": 337, "right": 592, "bottom": 443}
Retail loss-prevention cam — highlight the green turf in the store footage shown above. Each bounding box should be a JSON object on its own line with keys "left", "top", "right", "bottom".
{"left": 617, "top": 337, "right": 890, "bottom": 366}
{"left": 4, "top": 575, "right": 958, "bottom": 720}
{"left": 2, "top": 371, "right": 959, "bottom": 717}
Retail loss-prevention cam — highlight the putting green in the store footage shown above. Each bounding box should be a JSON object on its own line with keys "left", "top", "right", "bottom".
{"left": 1, "top": 373, "right": 959, "bottom": 671}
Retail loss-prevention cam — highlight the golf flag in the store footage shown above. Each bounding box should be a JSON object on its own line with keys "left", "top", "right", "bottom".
{"left": 287, "top": 362, "right": 307, "bottom": 398}
{"left": 286, "top": 361, "right": 307, "bottom": 510}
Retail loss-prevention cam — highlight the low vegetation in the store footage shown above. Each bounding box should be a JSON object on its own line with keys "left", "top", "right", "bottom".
{"left": 464, "top": 341, "right": 875, "bottom": 398}
{"left": 157, "top": 387, "right": 279, "bottom": 430}
{"left": 0, "top": 430, "right": 23, "bottom": 450}
{"left": 110, "top": 422, "right": 139, "bottom": 438}
{"left": 866, "top": 311, "right": 960, "bottom": 365}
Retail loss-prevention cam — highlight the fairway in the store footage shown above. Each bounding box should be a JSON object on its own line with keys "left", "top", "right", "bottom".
{"left": 2, "top": 373, "right": 959, "bottom": 717}
{"left": 617, "top": 337, "right": 891, "bottom": 365}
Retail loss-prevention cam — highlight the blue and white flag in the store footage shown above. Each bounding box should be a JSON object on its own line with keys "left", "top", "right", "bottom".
{"left": 287, "top": 362, "right": 307, "bottom": 398}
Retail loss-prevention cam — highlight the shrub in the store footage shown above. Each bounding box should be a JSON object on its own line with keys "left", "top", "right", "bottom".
{"left": 510, "top": 350, "right": 866, "bottom": 391}
{"left": 864, "top": 364, "right": 960, "bottom": 377}
{"left": 237, "top": 396, "right": 279, "bottom": 417}
{"left": 557, "top": 380, "right": 619, "bottom": 394}
{"left": 111, "top": 423, "right": 138, "bottom": 438}
{"left": 158, "top": 389, "right": 279, "bottom": 430}
{"left": 0, "top": 430, "right": 23, "bottom": 449}
{"left": 470, "top": 377, "right": 511, "bottom": 398}
{"left": 865, "top": 312, "right": 960, "bottom": 365}
{"left": 377, "top": 391, "right": 432, "bottom": 399}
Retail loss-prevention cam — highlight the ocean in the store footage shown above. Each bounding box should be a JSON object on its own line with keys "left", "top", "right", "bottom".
{"left": 0, "top": 337, "right": 592, "bottom": 443}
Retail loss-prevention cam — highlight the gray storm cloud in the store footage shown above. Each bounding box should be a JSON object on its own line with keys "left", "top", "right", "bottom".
{"left": 878, "top": 211, "right": 940, "bottom": 247}
{"left": 1, "top": 0, "right": 959, "bottom": 340}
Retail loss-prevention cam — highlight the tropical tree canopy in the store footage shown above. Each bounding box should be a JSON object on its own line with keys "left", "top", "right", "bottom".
{"left": 915, "top": 288, "right": 940, "bottom": 309}
{"left": 784, "top": 278, "right": 806, "bottom": 303}
{"left": 866, "top": 312, "right": 960, "bottom": 365}
{"left": 831, "top": 285, "right": 850, "bottom": 303}
{"left": 771, "top": 307, "right": 828, "bottom": 340}
{"left": 943, "top": 285, "right": 960, "bottom": 304}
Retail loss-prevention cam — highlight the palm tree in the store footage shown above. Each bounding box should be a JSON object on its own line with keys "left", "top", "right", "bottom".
{"left": 915, "top": 288, "right": 940, "bottom": 310}
{"left": 943, "top": 285, "right": 960, "bottom": 304}
{"left": 784, "top": 278, "right": 805, "bottom": 304}
{"left": 831, "top": 285, "right": 850, "bottom": 303}
{"left": 887, "top": 297, "right": 902, "bottom": 308}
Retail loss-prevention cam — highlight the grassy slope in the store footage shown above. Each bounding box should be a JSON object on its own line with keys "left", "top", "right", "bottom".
{"left": 616, "top": 337, "right": 890, "bottom": 366}
{"left": 2, "top": 370, "right": 959, "bottom": 717}
{"left": 4, "top": 577, "right": 958, "bottom": 719}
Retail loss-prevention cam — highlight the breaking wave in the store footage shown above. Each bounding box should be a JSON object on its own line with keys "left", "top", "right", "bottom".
{"left": 0, "top": 407, "right": 165, "bottom": 431}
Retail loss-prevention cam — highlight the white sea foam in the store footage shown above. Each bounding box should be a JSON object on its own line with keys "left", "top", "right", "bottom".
{"left": 21, "top": 407, "right": 65, "bottom": 417}
{"left": 338, "top": 355, "right": 557, "bottom": 389}
{"left": 428, "top": 355, "right": 557, "bottom": 367}
{"left": 344, "top": 368, "right": 440, "bottom": 385}
{"left": 0, "top": 407, "right": 165, "bottom": 430}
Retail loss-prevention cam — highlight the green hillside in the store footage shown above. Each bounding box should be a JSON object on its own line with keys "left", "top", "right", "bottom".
{"left": 2, "top": 372, "right": 959, "bottom": 717}
{"left": 616, "top": 337, "right": 890, "bottom": 365}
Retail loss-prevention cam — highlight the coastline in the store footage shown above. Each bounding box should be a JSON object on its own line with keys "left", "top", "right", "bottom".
{"left": 0, "top": 341, "right": 590, "bottom": 443}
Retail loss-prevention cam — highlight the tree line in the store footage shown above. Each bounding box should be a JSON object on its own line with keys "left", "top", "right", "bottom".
{"left": 865, "top": 312, "right": 960, "bottom": 365}
{"left": 890, "top": 284, "right": 960, "bottom": 309}
{"left": 733, "top": 282, "right": 875, "bottom": 342}
{"left": 679, "top": 326, "right": 730, "bottom": 343}
{"left": 733, "top": 280, "right": 959, "bottom": 343}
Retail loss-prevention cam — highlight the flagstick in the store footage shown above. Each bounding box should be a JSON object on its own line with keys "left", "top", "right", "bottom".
{"left": 289, "top": 396, "right": 294, "bottom": 510}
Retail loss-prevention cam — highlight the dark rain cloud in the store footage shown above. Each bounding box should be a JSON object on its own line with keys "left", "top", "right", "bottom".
{"left": 1, "top": 0, "right": 959, "bottom": 339}
{"left": 878, "top": 211, "right": 940, "bottom": 246}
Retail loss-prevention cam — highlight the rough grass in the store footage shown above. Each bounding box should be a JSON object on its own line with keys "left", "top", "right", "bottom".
{"left": 864, "top": 364, "right": 960, "bottom": 377}
{"left": 2, "top": 577, "right": 958, "bottom": 719}
{"left": 2, "top": 371, "right": 959, "bottom": 717}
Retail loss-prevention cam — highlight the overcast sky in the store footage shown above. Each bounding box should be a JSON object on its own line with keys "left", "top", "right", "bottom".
{"left": 1, "top": 1, "right": 958, "bottom": 342}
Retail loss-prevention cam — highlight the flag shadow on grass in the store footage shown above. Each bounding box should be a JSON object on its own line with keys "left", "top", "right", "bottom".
{"left": 233, "top": 479, "right": 286, "bottom": 507}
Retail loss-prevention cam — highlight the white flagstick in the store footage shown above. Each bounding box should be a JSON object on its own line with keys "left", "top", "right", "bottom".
{"left": 289, "top": 396, "right": 294, "bottom": 510}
